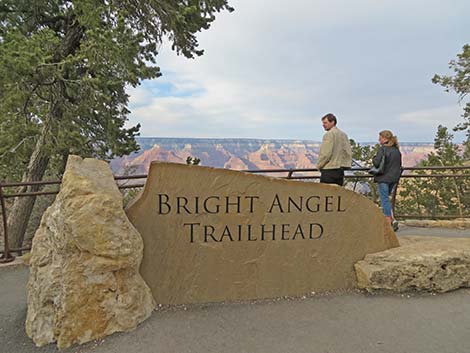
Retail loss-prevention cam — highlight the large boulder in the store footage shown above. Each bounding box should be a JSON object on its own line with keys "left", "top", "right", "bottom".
{"left": 355, "top": 236, "right": 470, "bottom": 293}
{"left": 26, "top": 156, "right": 155, "bottom": 349}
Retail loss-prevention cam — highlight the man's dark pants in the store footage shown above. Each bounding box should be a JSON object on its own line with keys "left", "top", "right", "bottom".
{"left": 320, "top": 169, "right": 344, "bottom": 186}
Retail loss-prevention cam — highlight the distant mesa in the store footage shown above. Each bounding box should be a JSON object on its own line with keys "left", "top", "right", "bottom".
{"left": 111, "top": 137, "right": 434, "bottom": 174}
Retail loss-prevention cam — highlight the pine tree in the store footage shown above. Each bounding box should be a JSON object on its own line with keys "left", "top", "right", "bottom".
{"left": 433, "top": 44, "right": 470, "bottom": 159}
{"left": 0, "top": 0, "right": 233, "bottom": 247}
{"left": 396, "top": 126, "right": 469, "bottom": 218}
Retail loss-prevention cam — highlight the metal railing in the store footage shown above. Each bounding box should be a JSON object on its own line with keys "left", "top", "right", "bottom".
{"left": 1, "top": 165, "right": 469, "bottom": 263}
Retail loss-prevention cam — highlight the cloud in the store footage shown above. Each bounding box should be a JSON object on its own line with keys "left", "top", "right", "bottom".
{"left": 126, "top": 86, "right": 152, "bottom": 107}
{"left": 394, "top": 105, "right": 467, "bottom": 142}
{"left": 399, "top": 105, "right": 463, "bottom": 126}
{"left": 126, "top": 0, "right": 470, "bottom": 142}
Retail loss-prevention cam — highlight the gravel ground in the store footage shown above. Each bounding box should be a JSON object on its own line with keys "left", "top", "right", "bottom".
{"left": 396, "top": 224, "right": 469, "bottom": 237}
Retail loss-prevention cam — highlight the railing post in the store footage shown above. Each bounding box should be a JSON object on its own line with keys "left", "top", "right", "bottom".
{"left": 391, "top": 168, "right": 403, "bottom": 220}
{"left": 0, "top": 182, "right": 15, "bottom": 263}
{"left": 287, "top": 169, "right": 294, "bottom": 179}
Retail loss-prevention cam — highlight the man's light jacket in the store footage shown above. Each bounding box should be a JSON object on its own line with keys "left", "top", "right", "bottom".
{"left": 317, "top": 126, "right": 352, "bottom": 170}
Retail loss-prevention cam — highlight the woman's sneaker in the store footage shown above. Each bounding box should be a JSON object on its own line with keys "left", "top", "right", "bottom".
{"left": 392, "top": 220, "right": 399, "bottom": 232}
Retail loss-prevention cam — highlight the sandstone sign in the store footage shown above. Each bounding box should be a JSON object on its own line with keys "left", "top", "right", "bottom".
{"left": 126, "top": 162, "right": 399, "bottom": 304}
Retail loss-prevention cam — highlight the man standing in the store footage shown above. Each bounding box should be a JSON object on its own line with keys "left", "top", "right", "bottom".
{"left": 317, "top": 113, "right": 352, "bottom": 186}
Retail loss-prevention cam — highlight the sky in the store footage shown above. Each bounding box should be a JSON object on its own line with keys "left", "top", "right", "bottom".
{"left": 126, "top": 0, "right": 469, "bottom": 143}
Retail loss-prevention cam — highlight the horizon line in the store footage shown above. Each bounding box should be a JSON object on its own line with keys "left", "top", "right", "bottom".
{"left": 135, "top": 136, "right": 435, "bottom": 144}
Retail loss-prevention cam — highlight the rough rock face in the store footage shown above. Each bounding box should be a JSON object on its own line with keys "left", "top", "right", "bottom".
{"left": 355, "top": 236, "right": 470, "bottom": 293}
{"left": 26, "top": 156, "right": 155, "bottom": 349}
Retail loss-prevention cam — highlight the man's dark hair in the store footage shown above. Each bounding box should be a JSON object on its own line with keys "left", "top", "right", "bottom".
{"left": 322, "top": 113, "right": 337, "bottom": 125}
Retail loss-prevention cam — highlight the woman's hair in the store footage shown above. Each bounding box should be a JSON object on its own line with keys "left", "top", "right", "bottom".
{"left": 379, "top": 130, "right": 399, "bottom": 148}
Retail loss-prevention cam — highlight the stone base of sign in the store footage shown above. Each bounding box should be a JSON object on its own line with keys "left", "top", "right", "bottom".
{"left": 26, "top": 156, "right": 155, "bottom": 349}
{"left": 127, "top": 162, "right": 399, "bottom": 305}
{"left": 355, "top": 236, "right": 470, "bottom": 293}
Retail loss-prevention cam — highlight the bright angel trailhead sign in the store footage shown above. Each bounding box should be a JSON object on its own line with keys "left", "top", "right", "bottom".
{"left": 126, "top": 162, "right": 398, "bottom": 304}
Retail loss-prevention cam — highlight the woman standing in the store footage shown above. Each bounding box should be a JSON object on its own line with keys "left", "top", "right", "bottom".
{"left": 372, "top": 130, "right": 402, "bottom": 231}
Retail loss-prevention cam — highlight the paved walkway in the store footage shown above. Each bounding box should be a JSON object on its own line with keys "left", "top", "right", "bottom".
{"left": 1, "top": 226, "right": 469, "bottom": 353}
